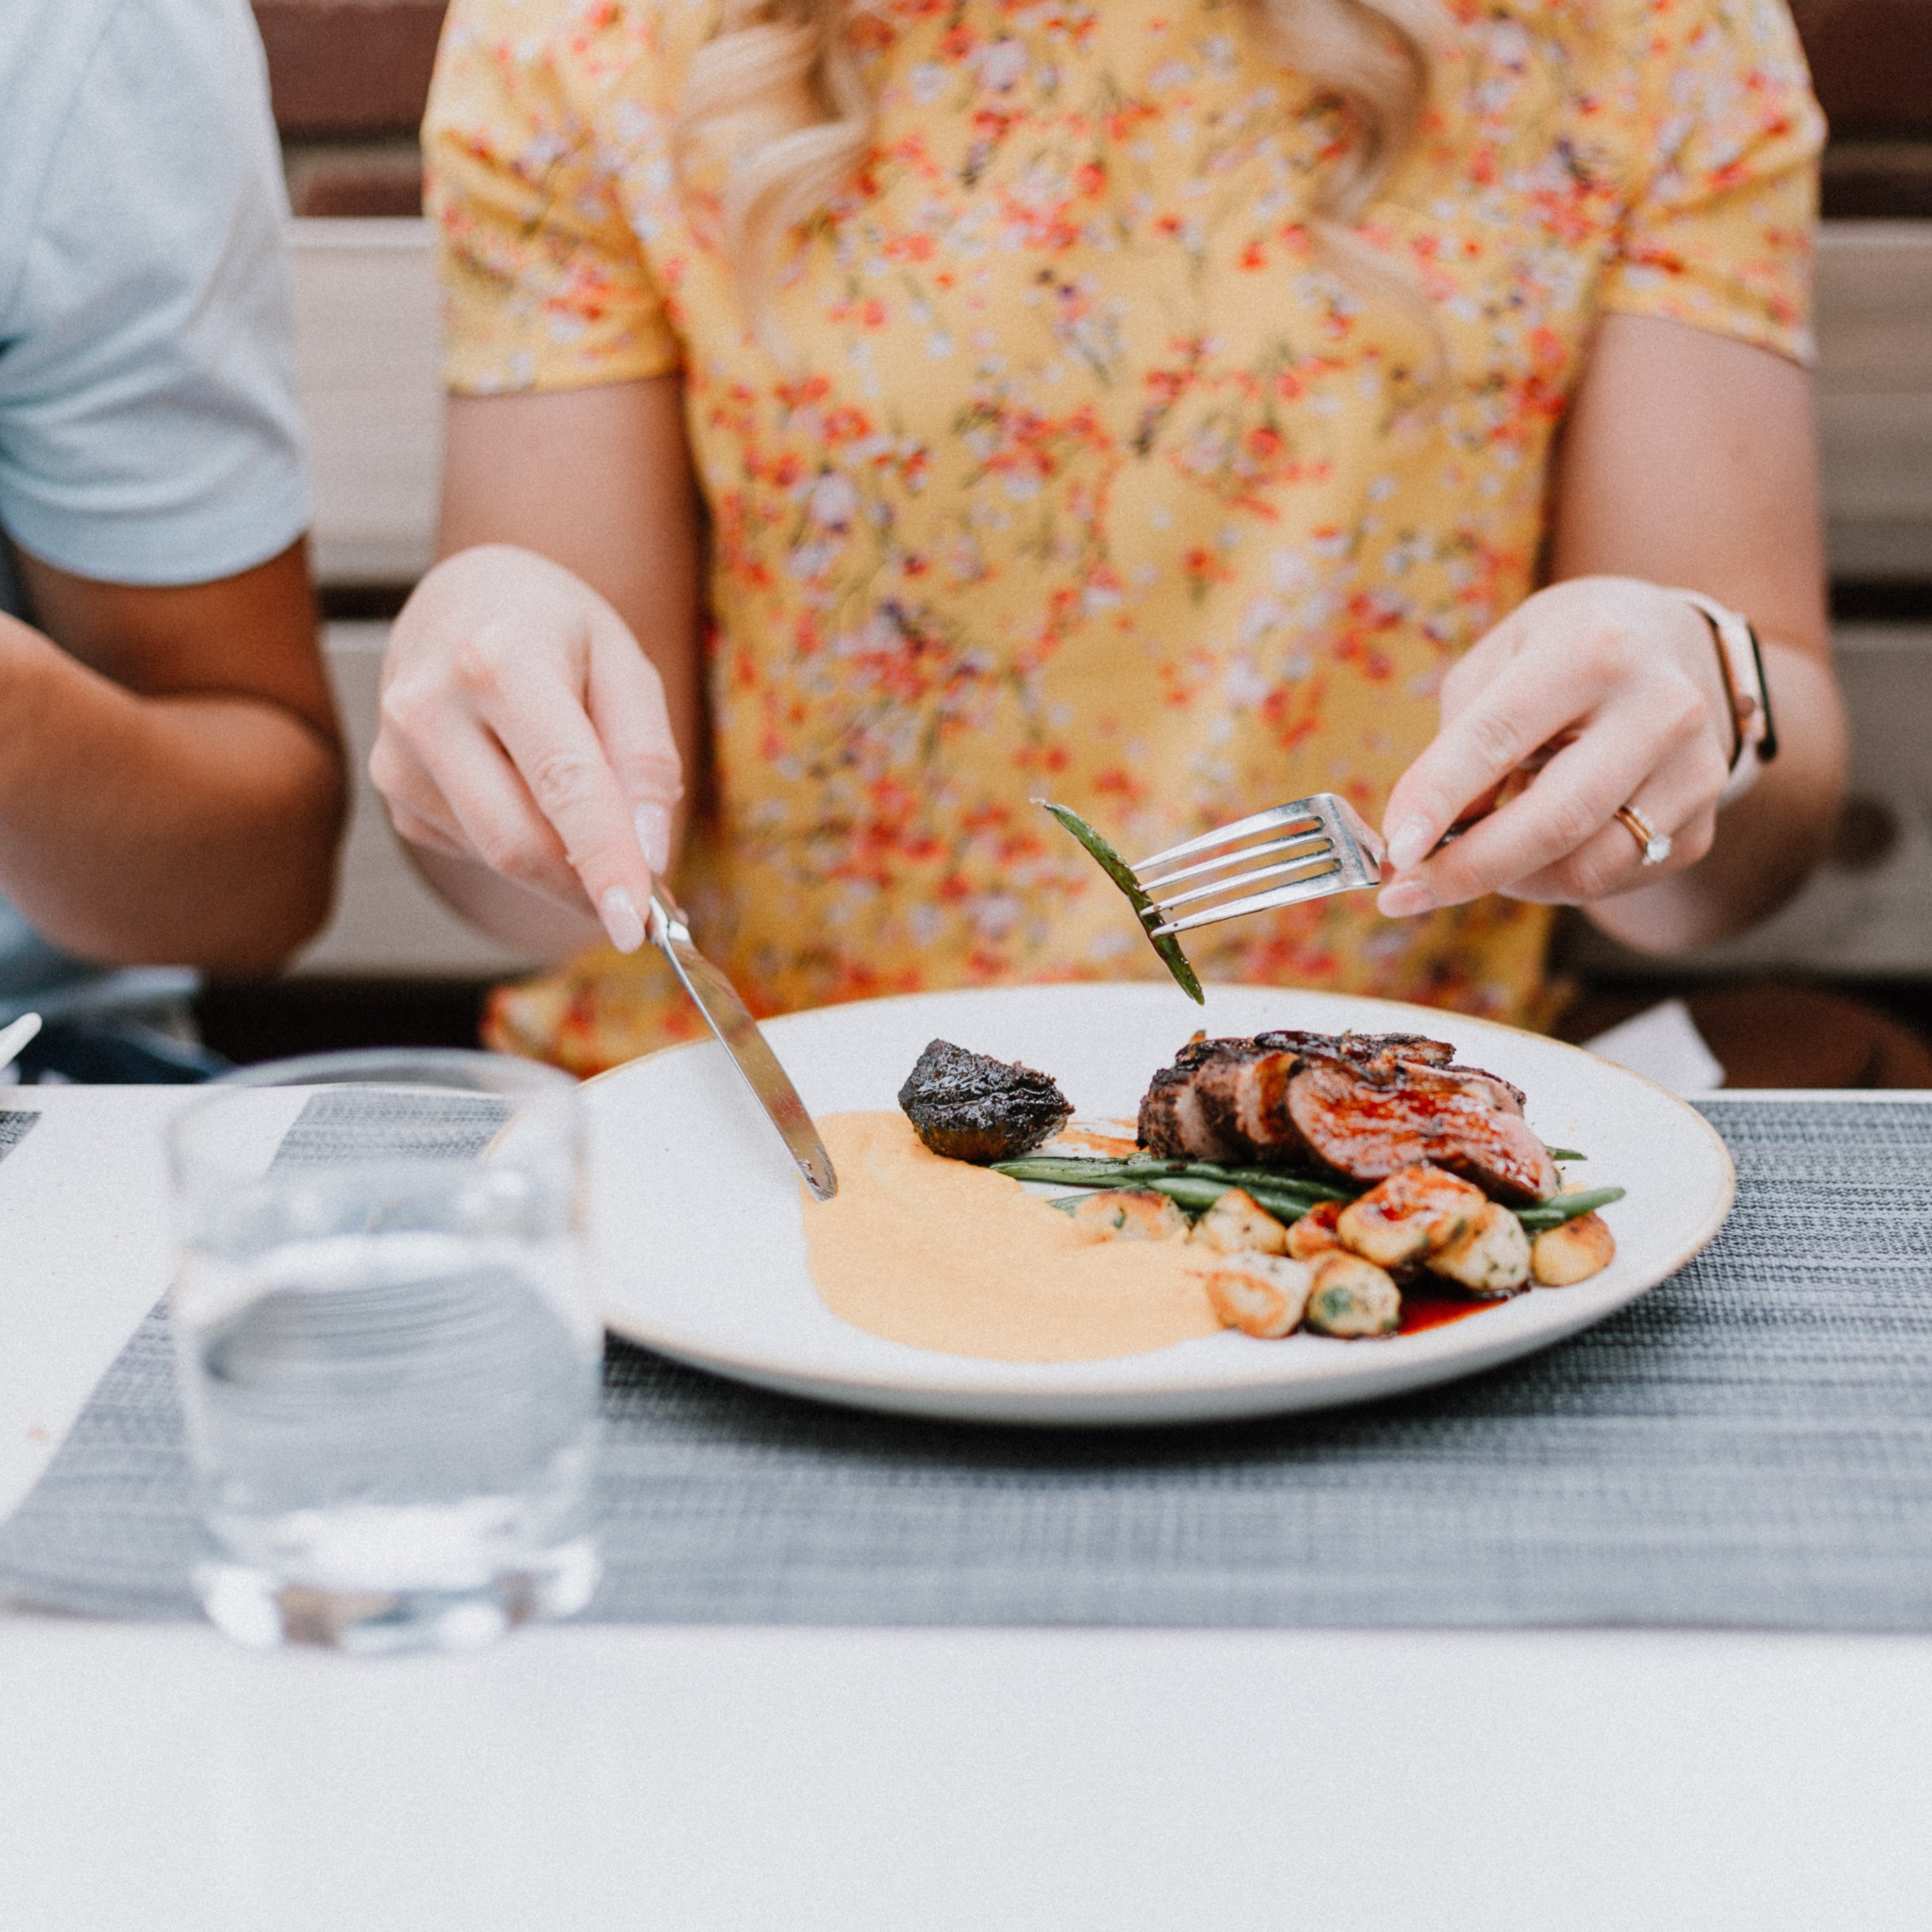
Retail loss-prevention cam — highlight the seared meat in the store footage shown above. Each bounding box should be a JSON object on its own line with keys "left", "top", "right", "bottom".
{"left": 1137, "top": 1037, "right": 1304, "bottom": 1163}
{"left": 1138, "top": 1029, "right": 1456, "bottom": 1165}
{"left": 897, "top": 1039, "right": 1072, "bottom": 1164}
{"left": 1136, "top": 1028, "right": 1557, "bottom": 1202}
{"left": 1286, "top": 1051, "right": 1559, "bottom": 1203}
{"left": 1258, "top": 1029, "right": 1456, "bottom": 1071}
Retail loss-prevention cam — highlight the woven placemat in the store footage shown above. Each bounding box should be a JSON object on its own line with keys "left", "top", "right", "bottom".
{"left": 3, "top": 1099, "right": 1930, "bottom": 1628}
{"left": 0, "top": 1107, "right": 40, "bottom": 1160}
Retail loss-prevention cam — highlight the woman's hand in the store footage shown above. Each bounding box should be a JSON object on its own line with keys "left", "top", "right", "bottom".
{"left": 371, "top": 543, "right": 684, "bottom": 954}
{"left": 1376, "top": 576, "right": 1735, "bottom": 917}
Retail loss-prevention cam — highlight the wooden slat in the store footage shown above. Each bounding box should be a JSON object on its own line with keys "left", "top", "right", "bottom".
{"left": 1814, "top": 223, "right": 1932, "bottom": 577}
{"left": 254, "top": 1, "right": 448, "bottom": 139}
{"left": 291, "top": 220, "right": 442, "bottom": 585}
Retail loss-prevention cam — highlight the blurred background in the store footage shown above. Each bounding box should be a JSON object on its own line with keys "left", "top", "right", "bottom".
{"left": 217, "top": 0, "right": 1932, "bottom": 1084}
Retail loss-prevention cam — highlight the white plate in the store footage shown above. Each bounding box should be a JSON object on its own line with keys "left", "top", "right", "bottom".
{"left": 587, "top": 983, "right": 1734, "bottom": 1427}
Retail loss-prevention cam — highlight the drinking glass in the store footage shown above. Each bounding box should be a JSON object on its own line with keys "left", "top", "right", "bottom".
{"left": 168, "top": 1049, "right": 601, "bottom": 1653}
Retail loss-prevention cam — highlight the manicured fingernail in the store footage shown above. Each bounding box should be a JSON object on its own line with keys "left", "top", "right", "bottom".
{"left": 1386, "top": 817, "right": 1435, "bottom": 872}
{"left": 599, "top": 887, "right": 646, "bottom": 954}
{"left": 633, "top": 801, "right": 672, "bottom": 875}
{"left": 1378, "top": 881, "right": 1436, "bottom": 918}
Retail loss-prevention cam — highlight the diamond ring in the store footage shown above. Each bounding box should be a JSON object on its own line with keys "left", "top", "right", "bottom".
{"left": 1614, "top": 804, "right": 1673, "bottom": 867}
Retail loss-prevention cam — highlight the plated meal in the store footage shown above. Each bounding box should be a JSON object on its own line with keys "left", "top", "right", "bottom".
{"left": 587, "top": 983, "right": 1733, "bottom": 1427}
{"left": 798, "top": 1027, "right": 1623, "bottom": 1363}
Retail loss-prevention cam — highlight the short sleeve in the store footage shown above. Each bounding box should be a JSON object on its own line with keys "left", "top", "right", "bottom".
{"left": 0, "top": 0, "right": 311, "bottom": 587}
{"left": 424, "top": 0, "right": 682, "bottom": 395}
{"left": 1598, "top": 0, "right": 1827, "bottom": 365}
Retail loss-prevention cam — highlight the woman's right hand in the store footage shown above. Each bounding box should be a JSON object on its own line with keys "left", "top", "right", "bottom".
{"left": 370, "top": 543, "right": 684, "bottom": 955}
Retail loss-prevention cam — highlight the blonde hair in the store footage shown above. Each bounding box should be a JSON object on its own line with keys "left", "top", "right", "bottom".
{"left": 676, "top": 0, "right": 1439, "bottom": 350}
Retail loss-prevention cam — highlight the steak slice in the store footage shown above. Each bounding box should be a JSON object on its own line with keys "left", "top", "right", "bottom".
{"left": 1139, "top": 1029, "right": 1463, "bottom": 1164}
{"left": 1286, "top": 1051, "right": 1559, "bottom": 1203}
{"left": 1258, "top": 1029, "right": 1457, "bottom": 1071}
{"left": 897, "top": 1039, "right": 1072, "bottom": 1164}
{"left": 1138, "top": 1036, "right": 1306, "bottom": 1164}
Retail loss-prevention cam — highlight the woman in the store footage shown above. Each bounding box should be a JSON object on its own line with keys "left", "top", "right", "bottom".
{"left": 375, "top": 0, "right": 1844, "bottom": 1073}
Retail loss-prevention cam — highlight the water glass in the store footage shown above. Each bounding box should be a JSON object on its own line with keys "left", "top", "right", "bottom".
{"left": 168, "top": 1049, "right": 602, "bottom": 1653}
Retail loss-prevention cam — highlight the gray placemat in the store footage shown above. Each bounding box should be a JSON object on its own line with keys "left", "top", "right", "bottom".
{"left": 0, "top": 1107, "right": 40, "bottom": 1160}
{"left": 4, "top": 1099, "right": 1931, "bottom": 1628}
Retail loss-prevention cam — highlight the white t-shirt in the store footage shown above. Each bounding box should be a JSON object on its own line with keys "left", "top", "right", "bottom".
{"left": 0, "top": 0, "right": 312, "bottom": 1025}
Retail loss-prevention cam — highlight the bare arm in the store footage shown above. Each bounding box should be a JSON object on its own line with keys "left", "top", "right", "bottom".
{"left": 373, "top": 377, "right": 704, "bottom": 955}
{"left": 1379, "top": 313, "right": 1846, "bottom": 953}
{"left": 1547, "top": 312, "right": 1844, "bottom": 949}
{"left": 1, "top": 539, "right": 345, "bottom": 974}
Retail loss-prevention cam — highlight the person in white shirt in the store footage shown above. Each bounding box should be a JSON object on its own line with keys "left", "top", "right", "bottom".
{"left": 0, "top": 0, "right": 344, "bottom": 1078}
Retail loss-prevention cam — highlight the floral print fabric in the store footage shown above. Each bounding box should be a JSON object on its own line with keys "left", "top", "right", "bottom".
{"left": 426, "top": 0, "right": 1822, "bottom": 1076}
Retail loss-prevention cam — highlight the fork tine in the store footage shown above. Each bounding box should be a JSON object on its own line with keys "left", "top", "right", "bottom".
{"left": 1146, "top": 844, "right": 1338, "bottom": 914}
{"left": 1130, "top": 798, "right": 1326, "bottom": 873}
{"left": 1151, "top": 865, "right": 1350, "bottom": 935}
{"left": 1136, "top": 792, "right": 1386, "bottom": 936}
{"left": 1136, "top": 826, "right": 1339, "bottom": 895}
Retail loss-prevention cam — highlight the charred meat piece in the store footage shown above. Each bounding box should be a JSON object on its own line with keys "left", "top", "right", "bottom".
{"left": 897, "top": 1039, "right": 1073, "bottom": 1164}
{"left": 1257, "top": 1029, "right": 1456, "bottom": 1071}
{"left": 1287, "top": 1051, "right": 1559, "bottom": 1203}
{"left": 1137, "top": 1028, "right": 1456, "bottom": 1164}
{"left": 1137, "top": 1036, "right": 1306, "bottom": 1164}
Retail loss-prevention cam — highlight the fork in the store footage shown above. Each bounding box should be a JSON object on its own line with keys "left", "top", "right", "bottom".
{"left": 1130, "top": 794, "right": 1389, "bottom": 938}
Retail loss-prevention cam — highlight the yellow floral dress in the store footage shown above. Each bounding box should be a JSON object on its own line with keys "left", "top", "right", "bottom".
{"left": 425, "top": 0, "right": 1822, "bottom": 1076}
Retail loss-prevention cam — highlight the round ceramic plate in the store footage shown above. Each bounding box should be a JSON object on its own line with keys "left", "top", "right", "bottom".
{"left": 587, "top": 983, "right": 1734, "bottom": 1427}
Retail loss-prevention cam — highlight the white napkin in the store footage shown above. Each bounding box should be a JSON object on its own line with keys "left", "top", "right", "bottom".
{"left": 1582, "top": 997, "right": 1726, "bottom": 1095}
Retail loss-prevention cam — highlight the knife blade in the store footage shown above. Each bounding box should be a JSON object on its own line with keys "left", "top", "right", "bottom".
{"left": 648, "top": 891, "right": 837, "bottom": 1201}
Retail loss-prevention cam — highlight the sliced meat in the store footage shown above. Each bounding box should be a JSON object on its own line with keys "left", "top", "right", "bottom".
{"left": 1258, "top": 1029, "right": 1457, "bottom": 1071}
{"left": 1139, "top": 1029, "right": 1458, "bottom": 1165}
{"left": 897, "top": 1039, "right": 1072, "bottom": 1164}
{"left": 1440, "top": 1062, "right": 1528, "bottom": 1112}
{"left": 1286, "top": 1051, "right": 1559, "bottom": 1203}
{"left": 1137, "top": 1037, "right": 1305, "bottom": 1163}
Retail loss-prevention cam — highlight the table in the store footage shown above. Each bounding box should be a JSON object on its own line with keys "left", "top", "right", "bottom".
{"left": 4, "top": 1087, "right": 1931, "bottom": 1931}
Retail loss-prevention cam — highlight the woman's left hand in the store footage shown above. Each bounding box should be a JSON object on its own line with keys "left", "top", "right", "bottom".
{"left": 1376, "top": 576, "right": 1735, "bottom": 917}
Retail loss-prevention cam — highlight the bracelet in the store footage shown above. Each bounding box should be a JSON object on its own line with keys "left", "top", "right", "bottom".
{"left": 1672, "top": 589, "right": 1779, "bottom": 807}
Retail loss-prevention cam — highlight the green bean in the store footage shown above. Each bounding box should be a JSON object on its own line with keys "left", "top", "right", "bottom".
{"left": 1036, "top": 801, "right": 1205, "bottom": 1004}
{"left": 1042, "top": 1179, "right": 1315, "bottom": 1222}
{"left": 991, "top": 1156, "right": 1167, "bottom": 1185}
{"left": 994, "top": 1152, "right": 1352, "bottom": 1202}
{"left": 1514, "top": 1186, "right": 1624, "bottom": 1231}
{"left": 1181, "top": 1163, "right": 1355, "bottom": 1202}
{"left": 1028, "top": 1154, "right": 1624, "bottom": 1239}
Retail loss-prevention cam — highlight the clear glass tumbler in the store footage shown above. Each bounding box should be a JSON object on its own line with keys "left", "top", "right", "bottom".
{"left": 168, "top": 1049, "right": 601, "bottom": 1653}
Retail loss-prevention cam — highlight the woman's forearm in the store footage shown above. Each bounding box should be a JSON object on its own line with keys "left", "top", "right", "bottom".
{"left": 0, "top": 613, "right": 345, "bottom": 972}
{"left": 1580, "top": 637, "right": 1846, "bottom": 955}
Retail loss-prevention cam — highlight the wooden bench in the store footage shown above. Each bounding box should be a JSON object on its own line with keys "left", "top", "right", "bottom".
{"left": 286, "top": 217, "right": 1932, "bottom": 980}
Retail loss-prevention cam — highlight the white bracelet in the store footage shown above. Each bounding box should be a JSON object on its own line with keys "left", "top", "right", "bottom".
{"left": 1672, "top": 589, "right": 1779, "bottom": 806}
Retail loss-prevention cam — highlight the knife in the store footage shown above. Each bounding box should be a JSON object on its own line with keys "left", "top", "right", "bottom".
{"left": 648, "top": 890, "right": 838, "bottom": 1201}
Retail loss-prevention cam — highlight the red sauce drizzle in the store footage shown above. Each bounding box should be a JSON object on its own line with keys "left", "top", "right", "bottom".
{"left": 1397, "top": 1289, "right": 1508, "bottom": 1335}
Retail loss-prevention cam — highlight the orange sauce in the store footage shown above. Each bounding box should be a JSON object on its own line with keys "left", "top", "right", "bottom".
{"left": 801, "top": 1112, "right": 1508, "bottom": 1358}
{"left": 802, "top": 1112, "right": 1222, "bottom": 1362}
{"left": 1054, "top": 1125, "right": 1142, "bottom": 1158}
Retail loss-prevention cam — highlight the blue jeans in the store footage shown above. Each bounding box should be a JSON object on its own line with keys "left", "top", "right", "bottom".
{"left": 11, "top": 1015, "right": 227, "bottom": 1084}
